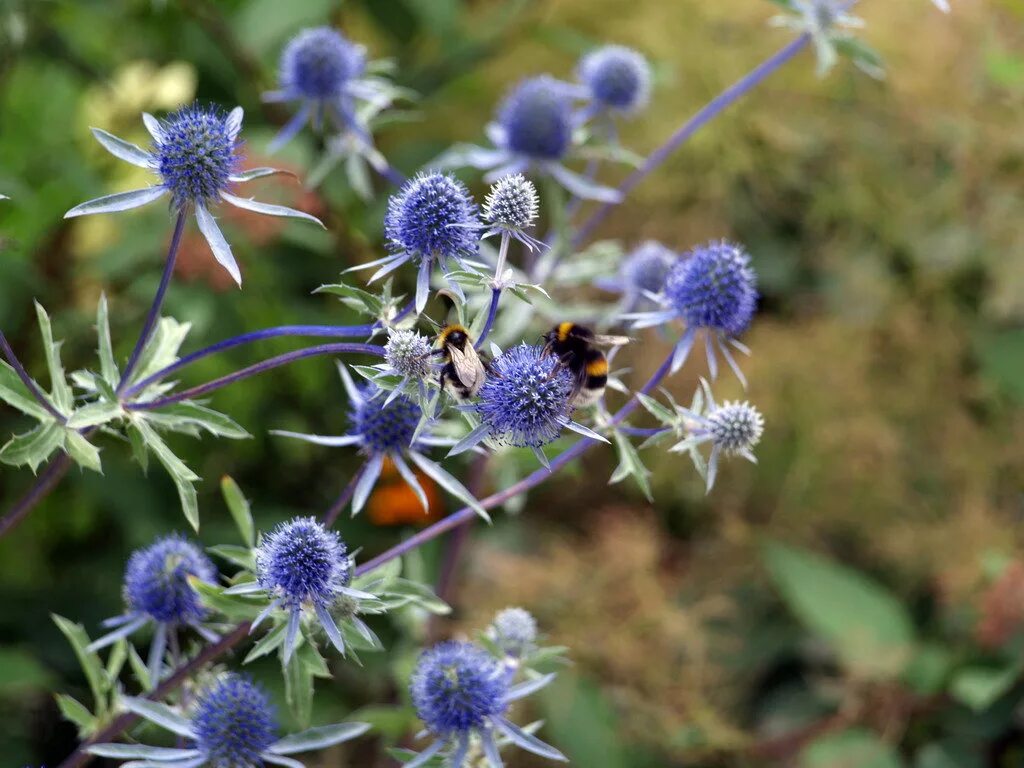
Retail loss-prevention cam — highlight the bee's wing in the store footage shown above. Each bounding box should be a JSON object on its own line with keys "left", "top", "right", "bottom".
{"left": 591, "top": 334, "right": 632, "bottom": 347}
{"left": 449, "top": 345, "right": 486, "bottom": 388}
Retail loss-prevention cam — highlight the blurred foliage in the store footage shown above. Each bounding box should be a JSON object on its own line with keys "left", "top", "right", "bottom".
{"left": 0, "top": 0, "right": 1022, "bottom": 766}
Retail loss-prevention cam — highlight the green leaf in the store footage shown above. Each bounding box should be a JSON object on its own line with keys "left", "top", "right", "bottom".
{"left": 67, "top": 400, "right": 122, "bottom": 429}
{"left": 244, "top": 622, "right": 288, "bottom": 664}
{"left": 0, "top": 421, "right": 65, "bottom": 471}
{"left": 55, "top": 693, "right": 96, "bottom": 735}
{"left": 801, "top": 729, "right": 903, "bottom": 768}
{"left": 285, "top": 648, "right": 316, "bottom": 728}
{"left": 636, "top": 393, "right": 677, "bottom": 427}
{"left": 96, "top": 293, "right": 118, "bottom": 385}
{"left": 126, "top": 643, "right": 151, "bottom": 691}
{"left": 134, "top": 419, "right": 201, "bottom": 530}
{"left": 762, "top": 542, "right": 915, "bottom": 679}
{"left": 64, "top": 429, "right": 102, "bottom": 473}
{"left": 314, "top": 280, "right": 383, "bottom": 317}
{"left": 902, "top": 643, "right": 953, "bottom": 696}
{"left": 835, "top": 37, "right": 887, "bottom": 80}
{"left": 143, "top": 403, "right": 250, "bottom": 439}
{"left": 381, "top": 578, "right": 450, "bottom": 615}
{"left": 609, "top": 431, "right": 653, "bottom": 500}
{"left": 0, "top": 361, "right": 51, "bottom": 419}
{"left": 52, "top": 614, "right": 107, "bottom": 710}
{"left": 221, "top": 476, "right": 255, "bottom": 547}
{"left": 130, "top": 317, "right": 191, "bottom": 386}
{"left": 35, "top": 301, "right": 72, "bottom": 412}
{"left": 126, "top": 423, "right": 148, "bottom": 472}
{"left": 948, "top": 663, "right": 1021, "bottom": 712}
{"left": 105, "top": 638, "right": 127, "bottom": 683}
{"left": 191, "top": 580, "right": 262, "bottom": 621}
{"left": 207, "top": 544, "right": 256, "bottom": 571}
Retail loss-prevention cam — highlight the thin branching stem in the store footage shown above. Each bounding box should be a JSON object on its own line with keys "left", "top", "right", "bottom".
{"left": 0, "top": 330, "right": 66, "bottom": 423}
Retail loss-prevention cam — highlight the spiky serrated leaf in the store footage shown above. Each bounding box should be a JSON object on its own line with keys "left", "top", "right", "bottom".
{"left": 67, "top": 400, "right": 122, "bottom": 429}
{"left": 380, "top": 578, "right": 450, "bottom": 615}
{"left": 130, "top": 317, "right": 191, "bottom": 386}
{"left": 96, "top": 294, "right": 118, "bottom": 385}
{"left": 52, "top": 615, "right": 107, "bottom": 710}
{"left": 636, "top": 393, "right": 677, "bottom": 427}
{"left": 835, "top": 37, "right": 886, "bottom": 80}
{"left": 245, "top": 622, "right": 288, "bottom": 664}
{"left": 55, "top": 693, "right": 96, "bottom": 735}
{"left": 126, "top": 643, "right": 151, "bottom": 690}
{"left": 143, "top": 402, "right": 250, "bottom": 439}
{"left": 191, "top": 579, "right": 262, "bottom": 620}
{"left": 0, "top": 361, "right": 51, "bottom": 419}
{"left": 220, "top": 476, "right": 255, "bottom": 547}
{"left": 134, "top": 419, "right": 201, "bottom": 530}
{"left": 285, "top": 647, "right": 316, "bottom": 728}
{"left": 207, "top": 544, "right": 256, "bottom": 571}
{"left": 126, "top": 422, "right": 149, "bottom": 472}
{"left": 609, "top": 431, "right": 653, "bottom": 500}
{"left": 35, "top": 301, "right": 72, "bottom": 412}
{"left": 64, "top": 430, "right": 102, "bottom": 473}
{"left": 314, "top": 280, "right": 383, "bottom": 317}
{"left": 0, "top": 421, "right": 65, "bottom": 471}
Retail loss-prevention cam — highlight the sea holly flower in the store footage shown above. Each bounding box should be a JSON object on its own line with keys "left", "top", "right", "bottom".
{"left": 88, "top": 673, "right": 370, "bottom": 767}
{"left": 595, "top": 239, "right": 678, "bottom": 310}
{"left": 577, "top": 45, "right": 652, "bottom": 117}
{"left": 482, "top": 173, "right": 544, "bottom": 264}
{"left": 264, "top": 26, "right": 406, "bottom": 185}
{"left": 449, "top": 344, "right": 608, "bottom": 467}
{"left": 350, "top": 172, "right": 481, "bottom": 313}
{"left": 64, "top": 105, "right": 324, "bottom": 286}
{"left": 272, "top": 363, "right": 488, "bottom": 519}
{"left": 768, "top": 0, "right": 883, "bottom": 79}
{"left": 407, "top": 640, "right": 565, "bottom": 768}
{"left": 487, "top": 607, "right": 538, "bottom": 658}
{"left": 443, "top": 76, "right": 621, "bottom": 203}
{"left": 626, "top": 240, "right": 758, "bottom": 385}
{"left": 87, "top": 535, "right": 218, "bottom": 687}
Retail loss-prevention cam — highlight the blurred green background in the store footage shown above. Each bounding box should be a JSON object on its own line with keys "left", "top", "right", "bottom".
{"left": 1, "top": 0, "right": 1023, "bottom": 766}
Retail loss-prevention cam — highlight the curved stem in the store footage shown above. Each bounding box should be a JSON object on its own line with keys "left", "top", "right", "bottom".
{"left": 573, "top": 33, "right": 811, "bottom": 248}
{"left": 0, "top": 453, "right": 73, "bottom": 538}
{"left": 117, "top": 211, "right": 187, "bottom": 394}
{"left": 475, "top": 289, "right": 502, "bottom": 348}
{"left": 122, "top": 324, "right": 377, "bottom": 398}
{"left": 126, "top": 342, "right": 384, "bottom": 411}
{"left": 0, "top": 330, "right": 66, "bottom": 423}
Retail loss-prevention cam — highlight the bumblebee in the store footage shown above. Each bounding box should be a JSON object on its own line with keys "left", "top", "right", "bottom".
{"left": 542, "top": 322, "right": 630, "bottom": 408}
{"left": 437, "top": 324, "right": 488, "bottom": 401}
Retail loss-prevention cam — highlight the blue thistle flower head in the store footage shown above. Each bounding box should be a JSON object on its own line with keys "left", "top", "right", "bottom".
{"left": 191, "top": 674, "right": 277, "bottom": 766}
{"left": 350, "top": 385, "right": 422, "bottom": 454}
{"left": 578, "top": 45, "right": 651, "bottom": 113}
{"left": 384, "top": 328, "right": 434, "bottom": 380}
{"left": 621, "top": 240, "right": 677, "bottom": 298}
{"left": 411, "top": 641, "right": 508, "bottom": 736}
{"left": 476, "top": 344, "right": 574, "bottom": 448}
{"left": 489, "top": 607, "right": 538, "bottom": 657}
{"left": 497, "top": 76, "right": 574, "bottom": 160}
{"left": 665, "top": 241, "right": 758, "bottom": 336}
{"left": 256, "top": 517, "right": 351, "bottom": 609}
{"left": 483, "top": 173, "right": 539, "bottom": 234}
{"left": 707, "top": 400, "right": 764, "bottom": 456}
{"left": 280, "top": 27, "right": 366, "bottom": 100}
{"left": 124, "top": 535, "right": 216, "bottom": 624}
{"left": 154, "top": 104, "right": 241, "bottom": 210}
{"left": 384, "top": 172, "right": 480, "bottom": 263}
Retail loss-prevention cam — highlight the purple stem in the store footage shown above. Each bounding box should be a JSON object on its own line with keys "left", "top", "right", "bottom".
{"left": 321, "top": 462, "right": 368, "bottom": 528}
{"left": 0, "top": 330, "right": 66, "bottom": 423}
{"left": 0, "top": 453, "right": 73, "bottom": 539}
{"left": 474, "top": 289, "right": 502, "bottom": 348}
{"left": 117, "top": 211, "right": 187, "bottom": 394}
{"left": 125, "top": 342, "right": 384, "bottom": 411}
{"left": 122, "top": 324, "right": 377, "bottom": 398}
{"left": 618, "top": 425, "right": 670, "bottom": 438}
{"left": 572, "top": 33, "right": 811, "bottom": 248}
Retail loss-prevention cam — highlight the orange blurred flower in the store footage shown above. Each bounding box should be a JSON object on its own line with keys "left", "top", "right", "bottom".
{"left": 367, "top": 457, "right": 444, "bottom": 526}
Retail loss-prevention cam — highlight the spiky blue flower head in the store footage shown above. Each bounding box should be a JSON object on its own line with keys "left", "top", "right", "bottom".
{"left": 154, "top": 105, "right": 241, "bottom": 211}
{"left": 279, "top": 27, "right": 365, "bottom": 100}
{"left": 256, "top": 517, "right": 351, "bottom": 610}
{"left": 665, "top": 241, "right": 758, "bottom": 336}
{"left": 489, "top": 607, "right": 538, "bottom": 657}
{"left": 497, "top": 76, "right": 575, "bottom": 160}
{"left": 621, "top": 240, "right": 678, "bottom": 298}
{"left": 350, "top": 384, "right": 422, "bottom": 454}
{"left": 578, "top": 45, "right": 651, "bottom": 113}
{"left": 124, "top": 535, "right": 216, "bottom": 624}
{"left": 384, "top": 171, "right": 480, "bottom": 263}
{"left": 707, "top": 400, "right": 764, "bottom": 456}
{"left": 483, "top": 174, "right": 538, "bottom": 234}
{"left": 411, "top": 641, "right": 509, "bottom": 736}
{"left": 476, "top": 344, "right": 574, "bottom": 449}
{"left": 384, "top": 328, "right": 434, "bottom": 380}
{"left": 191, "top": 674, "right": 277, "bottom": 766}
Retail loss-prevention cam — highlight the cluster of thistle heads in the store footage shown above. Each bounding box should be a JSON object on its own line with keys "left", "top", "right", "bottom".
{"left": 5, "top": 4, "right": 956, "bottom": 766}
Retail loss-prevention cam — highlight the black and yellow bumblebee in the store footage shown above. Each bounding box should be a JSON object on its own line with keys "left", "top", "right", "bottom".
{"left": 437, "top": 324, "right": 489, "bottom": 401}
{"left": 542, "top": 322, "right": 631, "bottom": 408}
